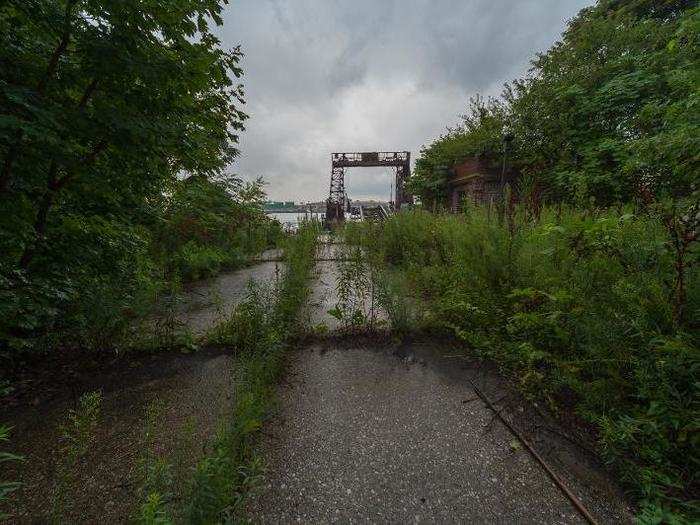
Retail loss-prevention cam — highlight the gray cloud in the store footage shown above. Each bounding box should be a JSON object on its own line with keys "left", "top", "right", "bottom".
{"left": 216, "top": 0, "right": 592, "bottom": 202}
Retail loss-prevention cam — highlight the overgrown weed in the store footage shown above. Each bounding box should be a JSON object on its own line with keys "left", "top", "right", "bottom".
{"left": 351, "top": 206, "right": 698, "bottom": 521}
{"left": 51, "top": 391, "right": 102, "bottom": 523}
{"left": 134, "top": 399, "right": 174, "bottom": 525}
{"left": 138, "top": 221, "right": 319, "bottom": 523}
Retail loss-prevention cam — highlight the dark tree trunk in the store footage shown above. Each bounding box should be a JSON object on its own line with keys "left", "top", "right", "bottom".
{"left": 19, "top": 162, "right": 58, "bottom": 270}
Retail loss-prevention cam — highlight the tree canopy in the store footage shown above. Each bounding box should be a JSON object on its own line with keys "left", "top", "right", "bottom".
{"left": 410, "top": 0, "right": 699, "bottom": 207}
{"left": 0, "top": 0, "right": 264, "bottom": 353}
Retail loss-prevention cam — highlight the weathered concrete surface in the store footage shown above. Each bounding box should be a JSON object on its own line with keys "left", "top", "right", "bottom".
{"left": 2, "top": 260, "right": 287, "bottom": 522}
{"left": 252, "top": 241, "right": 632, "bottom": 523}
{"left": 306, "top": 259, "right": 342, "bottom": 330}
{"left": 251, "top": 342, "right": 633, "bottom": 523}
{"left": 306, "top": 242, "right": 387, "bottom": 332}
{"left": 171, "top": 261, "right": 285, "bottom": 335}
{"left": 253, "top": 248, "right": 285, "bottom": 262}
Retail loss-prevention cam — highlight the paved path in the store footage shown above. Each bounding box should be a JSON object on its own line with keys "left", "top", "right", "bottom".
{"left": 157, "top": 260, "right": 285, "bottom": 335}
{"left": 250, "top": 246, "right": 632, "bottom": 524}
{"left": 4, "top": 257, "right": 292, "bottom": 522}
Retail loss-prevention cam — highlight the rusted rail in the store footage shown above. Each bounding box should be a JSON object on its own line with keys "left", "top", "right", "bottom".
{"left": 470, "top": 382, "right": 600, "bottom": 525}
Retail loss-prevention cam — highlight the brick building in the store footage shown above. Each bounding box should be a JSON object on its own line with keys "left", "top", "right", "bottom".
{"left": 446, "top": 158, "right": 517, "bottom": 212}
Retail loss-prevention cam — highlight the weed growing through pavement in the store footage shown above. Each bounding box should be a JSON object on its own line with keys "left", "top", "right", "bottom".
{"left": 131, "top": 273, "right": 198, "bottom": 354}
{"left": 134, "top": 399, "right": 173, "bottom": 524}
{"left": 329, "top": 244, "right": 385, "bottom": 331}
{"left": 134, "top": 222, "right": 319, "bottom": 523}
{"left": 347, "top": 206, "right": 699, "bottom": 521}
{"left": 51, "top": 391, "right": 102, "bottom": 523}
{"left": 0, "top": 425, "right": 23, "bottom": 520}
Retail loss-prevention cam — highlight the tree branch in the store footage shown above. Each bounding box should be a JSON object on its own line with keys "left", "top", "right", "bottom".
{"left": 36, "top": 1, "right": 76, "bottom": 97}
{"left": 54, "top": 139, "right": 108, "bottom": 190}
{"left": 18, "top": 161, "right": 59, "bottom": 269}
{"left": 0, "top": 0, "right": 77, "bottom": 194}
{"left": 19, "top": 138, "right": 107, "bottom": 270}
{"left": 77, "top": 78, "right": 99, "bottom": 110}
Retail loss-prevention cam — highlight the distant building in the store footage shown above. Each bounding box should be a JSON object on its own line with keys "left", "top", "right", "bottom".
{"left": 446, "top": 158, "right": 517, "bottom": 212}
{"left": 265, "top": 201, "right": 294, "bottom": 210}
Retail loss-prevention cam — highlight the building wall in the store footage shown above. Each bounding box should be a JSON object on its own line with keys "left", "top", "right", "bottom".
{"left": 446, "top": 158, "right": 516, "bottom": 212}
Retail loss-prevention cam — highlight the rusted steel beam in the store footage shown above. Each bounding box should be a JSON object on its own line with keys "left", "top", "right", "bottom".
{"left": 328, "top": 151, "right": 412, "bottom": 216}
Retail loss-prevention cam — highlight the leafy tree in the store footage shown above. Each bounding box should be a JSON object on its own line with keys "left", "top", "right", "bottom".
{"left": 0, "top": 0, "right": 250, "bottom": 352}
{"left": 155, "top": 175, "right": 281, "bottom": 280}
{"left": 0, "top": 0, "right": 246, "bottom": 266}
{"left": 412, "top": 1, "right": 699, "bottom": 206}
{"left": 409, "top": 96, "right": 506, "bottom": 208}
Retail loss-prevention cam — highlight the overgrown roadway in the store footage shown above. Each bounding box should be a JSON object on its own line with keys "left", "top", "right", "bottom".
{"left": 250, "top": 239, "right": 633, "bottom": 524}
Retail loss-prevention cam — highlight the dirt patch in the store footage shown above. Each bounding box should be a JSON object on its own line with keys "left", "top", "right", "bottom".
{"left": 0, "top": 348, "right": 236, "bottom": 523}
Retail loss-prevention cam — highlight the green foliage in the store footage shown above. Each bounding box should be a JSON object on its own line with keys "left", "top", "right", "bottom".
{"left": 409, "top": 95, "right": 506, "bottom": 208}
{"left": 59, "top": 391, "right": 102, "bottom": 462}
{"left": 412, "top": 2, "right": 699, "bottom": 206}
{"left": 137, "top": 493, "right": 172, "bottom": 525}
{"left": 134, "top": 399, "right": 174, "bottom": 525}
{"left": 0, "top": 1, "right": 289, "bottom": 357}
{"left": 358, "top": 207, "right": 699, "bottom": 521}
{"left": 0, "top": 425, "right": 23, "bottom": 521}
{"left": 402, "top": 12, "right": 700, "bottom": 515}
{"left": 330, "top": 245, "right": 378, "bottom": 330}
{"left": 156, "top": 175, "right": 282, "bottom": 281}
{"left": 52, "top": 391, "right": 102, "bottom": 522}
{"left": 179, "top": 223, "right": 318, "bottom": 522}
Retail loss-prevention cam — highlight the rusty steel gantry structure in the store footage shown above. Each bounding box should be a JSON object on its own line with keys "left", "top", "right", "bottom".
{"left": 326, "top": 151, "right": 412, "bottom": 223}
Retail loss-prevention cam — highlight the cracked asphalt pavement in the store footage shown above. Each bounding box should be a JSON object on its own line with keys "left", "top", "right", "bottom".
{"left": 250, "top": 343, "right": 631, "bottom": 524}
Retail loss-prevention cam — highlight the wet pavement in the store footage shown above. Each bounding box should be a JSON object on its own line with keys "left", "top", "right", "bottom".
{"left": 251, "top": 343, "right": 632, "bottom": 524}
{"left": 306, "top": 259, "right": 342, "bottom": 331}
{"left": 306, "top": 241, "right": 386, "bottom": 332}
{"left": 2, "top": 257, "right": 293, "bottom": 522}
{"left": 2, "top": 349, "right": 236, "bottom": 523}
{"left": 250, "top": 240, "right": 633, "bottom": 524}
{"left": 171, "top": 260, "right": 285, "bottom": 335}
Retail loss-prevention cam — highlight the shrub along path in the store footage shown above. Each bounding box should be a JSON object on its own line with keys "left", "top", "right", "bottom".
{"left": 250, "top": 247, "right": 634, "bottom": 524}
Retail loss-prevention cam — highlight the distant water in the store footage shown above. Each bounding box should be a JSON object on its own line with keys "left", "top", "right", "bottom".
{"left": 267, "top": 211, "right": 323, "bottom": 229}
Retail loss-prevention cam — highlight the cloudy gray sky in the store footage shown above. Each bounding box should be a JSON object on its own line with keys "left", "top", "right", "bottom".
{"left": 216, "top": 0, "right": 592, "bottom": 202}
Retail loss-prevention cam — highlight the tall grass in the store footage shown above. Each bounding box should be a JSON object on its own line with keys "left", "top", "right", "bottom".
{"left": 354, "top": 207, "right": 699, "bottom": 522}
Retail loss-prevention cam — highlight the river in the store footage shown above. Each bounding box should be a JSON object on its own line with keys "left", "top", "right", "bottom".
{"left": 267, "top": 211, "right": 323, "bottom": 230}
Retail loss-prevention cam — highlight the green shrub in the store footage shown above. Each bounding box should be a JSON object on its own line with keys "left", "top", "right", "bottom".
{"left": 358, "top": 206, "right": 698, "bottom": 521}
{"left": 180, "top": 221, "right": 318, "bottom": 522}
{"left": 175, "top": 241, "right": 226, "bottom": 281}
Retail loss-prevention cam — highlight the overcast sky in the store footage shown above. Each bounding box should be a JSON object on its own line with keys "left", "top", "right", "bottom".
{"left": 216, "top": 0, "right": 592, "bottom": 202}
